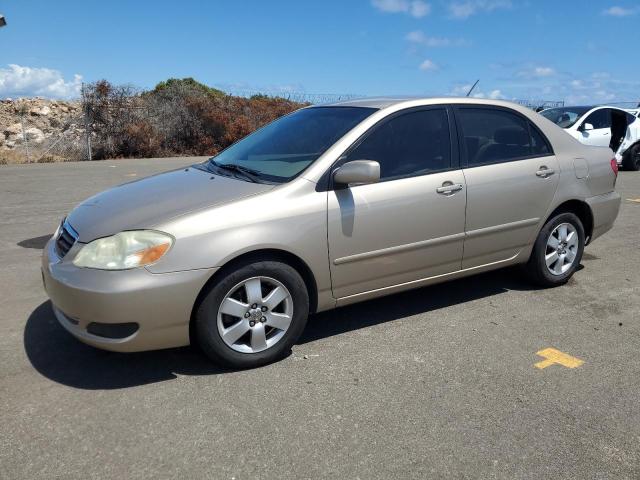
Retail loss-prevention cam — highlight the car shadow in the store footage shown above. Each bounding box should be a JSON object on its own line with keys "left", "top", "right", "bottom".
{"left": 18, "top": 234, "right": 52, "bottom": 249}
{"left": 299, "top": 267, "right": 538, "bottom": 344}
{"left": 25, "top": 267, "right": 542, "bottom": 390}
{"left": 24, "top": 302, "right": 225, "bottom": 390}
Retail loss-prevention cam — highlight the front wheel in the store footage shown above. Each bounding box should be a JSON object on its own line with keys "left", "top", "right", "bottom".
{"left": 195, "top": 261, "right": 309, "bottom": 368}
{"left": 525, "top": 212, "right": 585, "bottom": 287}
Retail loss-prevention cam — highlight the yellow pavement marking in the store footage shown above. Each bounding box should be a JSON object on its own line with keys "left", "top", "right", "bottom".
{"left": 627, "top": 198, "right": 640, "bottom": 203}
{"left": 535, "top": 348, "right": 584, "bottom": 370}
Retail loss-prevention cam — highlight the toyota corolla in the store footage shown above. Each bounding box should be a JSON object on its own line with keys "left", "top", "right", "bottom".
{"left": 42, "top": 97, "right": 621, "bottom": 368}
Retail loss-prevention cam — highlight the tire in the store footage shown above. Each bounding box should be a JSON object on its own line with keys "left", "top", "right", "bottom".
{"left": 622, "top": 144, "right": 640, "bottom": 171}
{"left": 525, "top": 212, "right": 585, "bottom": 287}
{"left": 195, "top": 260, "right": 309, "bottom": 369}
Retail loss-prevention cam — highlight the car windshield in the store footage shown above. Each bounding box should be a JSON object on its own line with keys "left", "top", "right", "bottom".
{"left": 204, "top": 106, "right": 376, "bottom": 183}
{"left": 540, "top": 106, "right": 592, "bottom": 128}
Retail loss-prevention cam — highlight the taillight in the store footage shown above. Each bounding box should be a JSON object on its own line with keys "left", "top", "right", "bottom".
{"left": 611, "top": 158, "right": 619, "bottom": 176}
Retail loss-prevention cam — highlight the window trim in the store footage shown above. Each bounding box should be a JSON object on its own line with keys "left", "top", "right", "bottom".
{"left": 318, "top": 105, "right": 459, "bottom": 192}
{"left": 452, "top": 104, "right": 555, "bottom": 169}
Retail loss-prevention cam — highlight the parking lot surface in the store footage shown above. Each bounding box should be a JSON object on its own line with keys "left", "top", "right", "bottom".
{"left": 1, "top": 157, "right": 639, "bottom": 479}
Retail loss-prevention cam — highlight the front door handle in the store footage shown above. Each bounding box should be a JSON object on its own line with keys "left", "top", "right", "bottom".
{"left": 436, "top": 182, "right": 464, "bottom": 195}
{"left": 536, "top": 166, "right": 555, "bottom": 178}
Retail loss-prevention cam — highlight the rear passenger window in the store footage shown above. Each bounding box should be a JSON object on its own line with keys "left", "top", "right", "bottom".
{"left": 457, "top": 108, "right": 550, "bottom": 167}
{"left": 529, "top": 125, "right": 552, "bottom": 156}
{"left": 344, "top": 109, "right": 451, "bottom": 181}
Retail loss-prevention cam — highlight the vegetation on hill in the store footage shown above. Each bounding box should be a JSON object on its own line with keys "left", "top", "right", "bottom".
{"left": 82, "top": 78, "right": 306, "bottom": 159}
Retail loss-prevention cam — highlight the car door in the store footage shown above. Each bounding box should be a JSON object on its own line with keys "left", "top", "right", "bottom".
{"left": 579, "top": 108, "right": 612, "bottom": 147}
{"left": 454, "top": 106, "right": 560, "bottom": 269}
{"left": 327, "top": 107, "right": 467, "bottom": 299}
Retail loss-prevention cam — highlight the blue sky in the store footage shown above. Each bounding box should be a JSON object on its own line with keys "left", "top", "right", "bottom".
{"left": 1, "top": 0, "right": 639, "bottom": 104}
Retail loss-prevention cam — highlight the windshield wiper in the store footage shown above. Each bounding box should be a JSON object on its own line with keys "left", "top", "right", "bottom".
{"left": 209, "top": 160, "right": 262, "bottom": 183}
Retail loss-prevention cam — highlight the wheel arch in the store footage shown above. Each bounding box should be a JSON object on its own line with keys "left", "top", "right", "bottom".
{"left": 622, "top": 140, "right": 640, "bottom": 169}
{"left": 189, "top": 248, "right": 319, "bottom": 344}
{"left": 545, "top": 199, "right": 594, "bottom": 244}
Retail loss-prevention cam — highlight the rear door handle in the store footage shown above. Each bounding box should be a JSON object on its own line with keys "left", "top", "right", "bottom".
{"left": 536, "top": 167, "right": 555, "bottom": 178}
{"left": 436, "top": 183, "right": 464, "bottom": 195}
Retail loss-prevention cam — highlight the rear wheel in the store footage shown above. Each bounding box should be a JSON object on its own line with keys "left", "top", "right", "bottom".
{"left": 525, "top": 212, "right": 585, "bottom": 287}
{"left": 622, "top": 144, "right": 640, "bottom": 171}
{"left": 195, "top": 261, "right": 309, "bottom": 368}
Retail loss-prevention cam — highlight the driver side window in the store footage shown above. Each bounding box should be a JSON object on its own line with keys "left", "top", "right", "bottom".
{"left": 583, "top": 109, "right": 611, "bottom": 129}
{"left": 343, "top": 108, "right": 452, "bottom": 182}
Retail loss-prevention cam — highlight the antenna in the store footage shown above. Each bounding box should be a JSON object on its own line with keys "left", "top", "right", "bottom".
{"left": 466, "top": 80, "right": 479, "bottom": 97}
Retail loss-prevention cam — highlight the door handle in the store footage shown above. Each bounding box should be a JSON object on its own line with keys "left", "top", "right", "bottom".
{"left": 436, "top": 183, "right": 463, "bottom": 195}
{"left": 536, "top": 166, "right": 555, "bottom": 178}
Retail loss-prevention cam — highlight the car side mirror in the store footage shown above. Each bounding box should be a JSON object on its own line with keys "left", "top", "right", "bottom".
{"left": 333, "top": 160, "right": 380, "bottom": 187}
{"left": 581, "top": 123, "right": 594, "bottom": 132}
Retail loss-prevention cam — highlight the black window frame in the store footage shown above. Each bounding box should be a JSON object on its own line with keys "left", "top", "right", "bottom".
{"left": 451, "top": 104, "right": 554, "bottom": 169}
{"left": 318, "top": 105, "right": 460, "bottom": 191}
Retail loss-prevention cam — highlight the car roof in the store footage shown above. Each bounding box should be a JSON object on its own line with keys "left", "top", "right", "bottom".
{"left": 316, "top": 96, "right": 537, "bottom": 110}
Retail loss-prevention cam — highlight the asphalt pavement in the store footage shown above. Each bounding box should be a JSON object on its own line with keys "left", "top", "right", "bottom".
{"left": 1, "top": 157, "right": 639, "bottom": 479}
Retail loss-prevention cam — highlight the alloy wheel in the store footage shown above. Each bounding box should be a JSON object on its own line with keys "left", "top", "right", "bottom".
{"left": 216, "top": 276, "right": 293, "bottom": 353}
{"left": 545, "top": 222, "right": 579, "bottom": 276}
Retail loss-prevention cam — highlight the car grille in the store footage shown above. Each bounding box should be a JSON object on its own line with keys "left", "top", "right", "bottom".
{"left": 55, "top": 220, "right": 79, "bottom": 258}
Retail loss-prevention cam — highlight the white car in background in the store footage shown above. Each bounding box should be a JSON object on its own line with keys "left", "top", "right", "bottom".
{"left": 541, "top": 105, "right": 640, "bottom": 170}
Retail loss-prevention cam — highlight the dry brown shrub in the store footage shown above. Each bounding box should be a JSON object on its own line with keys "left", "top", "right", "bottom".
{"left": 80, "top": 78, "right": 305, "bottom": 159}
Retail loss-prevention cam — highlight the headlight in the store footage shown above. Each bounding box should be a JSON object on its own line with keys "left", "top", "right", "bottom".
{"left": 73, "top": 230, "right": 173, "bottom": 270}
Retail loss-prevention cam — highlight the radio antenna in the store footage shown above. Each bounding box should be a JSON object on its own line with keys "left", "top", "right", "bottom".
{"left": 466, "top": 80, "right": 479, "bottom": 97}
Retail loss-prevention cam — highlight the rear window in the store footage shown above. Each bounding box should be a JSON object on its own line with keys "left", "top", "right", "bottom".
{"left": 541, "top": 106, "right": 592, "bottom": 128}
{"left": 457, "top": 107, "right": 552, "bottom": 167}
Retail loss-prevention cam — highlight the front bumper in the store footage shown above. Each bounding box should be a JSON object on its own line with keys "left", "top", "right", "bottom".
{"left": 42, "top": 238, "right": 217, "bottom": 352}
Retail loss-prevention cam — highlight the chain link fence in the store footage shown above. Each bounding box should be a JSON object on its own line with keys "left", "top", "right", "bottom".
{"left": 1, "top": 99, "right": 89, "bottom": 163}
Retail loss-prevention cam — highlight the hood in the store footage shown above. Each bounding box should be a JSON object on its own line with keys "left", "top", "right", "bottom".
{"left": 66, "top": 167, "right": 273, "bottom": 242}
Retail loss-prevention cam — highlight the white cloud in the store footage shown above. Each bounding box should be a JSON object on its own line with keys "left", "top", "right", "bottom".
{"left": 516, "top": 65, "right": 556, "bottom": 79}
{"left": 592, "top": 72, "right": 611, "bottom": 79}
{"left": 448, "top": 84, "right": 504, "bottom": 99}
{"left": 0, "top": 64, "right": 82, "bottom": 99}
{"left": 602, "top": 6, "right": 639, "bottom": 16}
{"left": 406, "top": 30, "right": 469, "bottom": 47}
{"left": 450, "top": 84, "right": 473, "bottom": 96}
{"left": 533, "top": 66, "right": 555, "bottom": 77}
{"left": 419, "top": 59, "right": 438, "bottom": 71}
{"left": 594, "top": 90, "right": 616, "bottom": 101}
{"left": 410, "top": 1, "right": 431, "bottom": 17}
{"left": 371, "top": 0, "right": 431, "bottom": 18}
{"left": 448, "top": 0, "right": 511, "bottom": 19}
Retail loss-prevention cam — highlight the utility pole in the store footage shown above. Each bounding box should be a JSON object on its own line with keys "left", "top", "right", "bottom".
{"left": 81, "top": 83, "right": 93, "bottom": 161}
{"left": 20, "top": 112, "right": 30, "bottom": 163}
